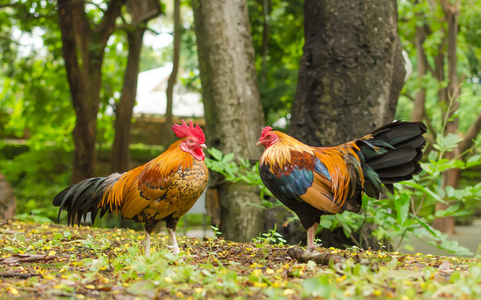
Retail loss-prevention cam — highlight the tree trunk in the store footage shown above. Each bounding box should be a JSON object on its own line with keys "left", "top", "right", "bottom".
{"left": 111, "top": 0, "right": 161, "bottom": 173}
{"left": 0, "top": 172, "right": 16, "bottom": 220}
{"left": 192, "top": 0, "right": 265, "bottom": 242}
{"left": 289, "top": 0, "right": 405, "bottom": 146}
{"left": 57, "top": 0, "right": 125, "bottom": 183}
{"left": 411, "top": 24, "right": 428, "bottom": 122}
{"left": 111, "top": 29, "right": 145, "bottom": 173}
{"left": 163, "top": 0, "right": 182, "bottom": 147}
{"left": 433, "top": 0, "right": 460, "bottom": 234}
{"left": 284, "top": 0, "right": 404, "bottom": 248}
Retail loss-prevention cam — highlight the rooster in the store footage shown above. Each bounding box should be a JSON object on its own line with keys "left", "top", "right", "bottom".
{"left": 53, "top": 120, "right": 209, "bottom": 255}
{"left": 257, "top": 121, "right": 426, "bottom": 249}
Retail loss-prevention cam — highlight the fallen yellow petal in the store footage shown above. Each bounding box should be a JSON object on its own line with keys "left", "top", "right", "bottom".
{"left": 283, "top": 289, "right": 295, "bottom": 295}
{"left": 8, "top": 287, "right": 19, "bottom": 295}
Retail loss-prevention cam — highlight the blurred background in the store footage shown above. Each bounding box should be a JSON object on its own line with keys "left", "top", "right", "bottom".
{"left": 1, "top": 0, "right": 480, "bottom": 257}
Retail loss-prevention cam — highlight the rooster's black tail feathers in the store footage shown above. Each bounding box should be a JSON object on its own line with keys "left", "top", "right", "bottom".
{"left": 52, "top": 174, "right": 120, "bottom": 226}
{"left": 357, "top": 121, "right": 427, "bottom": 198}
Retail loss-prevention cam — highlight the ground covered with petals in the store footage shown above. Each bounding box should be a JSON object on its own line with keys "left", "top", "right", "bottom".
{"left": 1, "top": 221, "right": 480, "bottom": 299}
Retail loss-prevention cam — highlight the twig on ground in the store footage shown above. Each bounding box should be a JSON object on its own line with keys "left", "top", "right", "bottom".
{"left": 0, "top": 271, "right": 43, "bottom": 278}
{"left": 0, "top": 254, "right": 56, "bottom": 265}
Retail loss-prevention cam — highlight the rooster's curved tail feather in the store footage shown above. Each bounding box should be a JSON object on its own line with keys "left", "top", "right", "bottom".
{"left": 52, "top": 173, "right": 122, "bottom": 226}
{"left": 357, "top": 121, "right": 427, "bottom": 198}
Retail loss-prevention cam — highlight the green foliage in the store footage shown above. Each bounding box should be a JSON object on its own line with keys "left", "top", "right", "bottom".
{"left": 211, "top": 225, "right": 222, "bottom": 238}
{"left": 205, "top": 147, "right": 273, "bottom": 201}
{"left": 0, "top": 143, "right": 72, "bottom": 221}
{"left": 249, "top": 0, "right": 304, "bottom": 125}
{"left": 254, "top": 224, "right": 287, "bottom": 245}
{"left": 397, "top": 0, "right": 481, "bottom": 135}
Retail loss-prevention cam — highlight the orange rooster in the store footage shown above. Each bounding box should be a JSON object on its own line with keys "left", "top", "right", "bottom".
{"left": 53, "top": 120, "right": 209, "bottom": 255}
{"left": 257, "top": 121, "right": 426, "bottom": 249}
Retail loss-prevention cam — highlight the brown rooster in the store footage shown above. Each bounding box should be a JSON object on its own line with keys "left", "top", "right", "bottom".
{"left": 53, "top": 120, "right": 209, "bottom": 255}
{"left": 257, "top": 121, "right": 426, "bottom": 249}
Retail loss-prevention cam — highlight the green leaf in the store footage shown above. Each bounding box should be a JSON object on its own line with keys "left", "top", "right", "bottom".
{"left": 401, "top": 182, "right": 447, "bottom": 204}
{"left": 222, "top": 153, "right": 235, "bottom": 163}
{"left": 394, "top": 193, "right": 410, "bottom": 226}
{"left": 435, "top": 134, "right": 463, "bottom": 153}
{"left": 386, "top": 257, "right": 398, "bottom": 270}
{"left": 434, "top": 203, "right": 461, "bottom": 217}
{"left": 466, "top": 155, "right": 481, "bottom": 168}
{"left": 208, "top": 148, "right": 223, "bottom": 161}
{"left": 413, "top": 215, "right": 443, "bottom": 240}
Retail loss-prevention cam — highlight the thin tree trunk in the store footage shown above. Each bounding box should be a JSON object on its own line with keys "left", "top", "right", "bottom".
{"left": 260, "top": 0, "right": 270, "bottom": 82}
{"left": 411, "top": 24, "right": 427, "bottom": 122}
{"left": 111, "top": 0, "right": 161, "bottom": 172}
{"left": 0, "top": 172, "right": 16, "bottom": 220}
{"left": 433, "top": 0, "right": 460, "bottom": 234}
{"left": 57, "top": 0, "right": 125, "bottom": 183}
{"left": 192, "top": 0, "right": 265, "bottom": 242}
{"left": 163, "top": 0, "right": 182, "bottom": 146}
{"left": 112, "top": 28, "right": 146, "bottom": 172}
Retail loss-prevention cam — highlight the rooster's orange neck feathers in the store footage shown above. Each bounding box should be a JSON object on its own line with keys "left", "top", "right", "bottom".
{"left": 260, "top": 131, "right": 314, "bottom": 167}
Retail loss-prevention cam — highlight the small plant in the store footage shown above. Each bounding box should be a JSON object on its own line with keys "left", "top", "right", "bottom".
{"left": 253, "top": 224, "right": 286, "bottom": 246}
{"left": 211, "top": 225, "right": 222, "bottom": 238}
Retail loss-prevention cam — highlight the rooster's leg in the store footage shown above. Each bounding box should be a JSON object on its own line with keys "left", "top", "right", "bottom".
{"left": 166, "top": 228, "right": 180, "bottom": 255}
{"left": 145, "top": 230, "right": 151, "bottom": 256}
{"left": 307, "top": 222, "right": 319, "bottom": 250}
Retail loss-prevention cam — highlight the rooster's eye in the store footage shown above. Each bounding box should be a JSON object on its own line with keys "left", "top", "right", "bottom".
{"left": 266, "top": 135, "right": 271, "bottom": 139}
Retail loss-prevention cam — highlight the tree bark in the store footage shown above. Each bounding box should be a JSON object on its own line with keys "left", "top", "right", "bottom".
{"left": 411, "top": 24, "right": 428, "bottom": 122}
{"left": 433, "top": 0, "right": 460, "bottom": 234}
{"left": 283, "top": 0, "right": 404, "bottom": 248}
{"left": 287, "top": 247, "right": 378, "bottom": 271}
{"left": 163, "top": 0, "right": 182, "bottom": 147}
{"left": 111, "top": 29, "right": 145, "bottom": 173}
{"left": 57, "top": 0, "right": 125, "bottom": 183}
{"left": 111, "top": 0, "right": 161, "bottom": 173}
{"left": 0, "top": 172, "right": 16, "bottom": 220}
{"left": 289, "top": 0, "right": 405, "bottom": 146}
{"left": 192, "top": 0, "right": 265, "bottom": 242}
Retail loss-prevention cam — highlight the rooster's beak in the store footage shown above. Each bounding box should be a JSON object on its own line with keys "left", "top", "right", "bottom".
{"left": 200, "top": 144, "right": 207, "bottom": 148}
{"left": 256, "top": 141, "right": 262, "bottom": 147}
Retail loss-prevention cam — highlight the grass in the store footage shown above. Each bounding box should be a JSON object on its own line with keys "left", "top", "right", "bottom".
{"left": 1, "top": 221, "right": 481, "bottom": 299}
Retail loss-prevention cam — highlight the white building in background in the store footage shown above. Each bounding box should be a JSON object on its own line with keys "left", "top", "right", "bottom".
{"left": 133, "top": 63, "right": 204, "bottom": 117}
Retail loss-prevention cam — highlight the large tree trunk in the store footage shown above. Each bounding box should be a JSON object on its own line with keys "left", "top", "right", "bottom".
{"left": 192, "top": 0, "right": 265, "bottom": 242}
{"left": 111, "top": 0, "right": 161, "bottom": 172}
{"left": 163, "top": 0, "right": 182, "bottom": 147}
{"left": 289, "top": 0, "right": 405, "bottom": 146}
{"left": 58, "top": 0, "right": 125, "bottom": 183}
{"left": 283, "top": 0, "right": 404, "bottom": 248}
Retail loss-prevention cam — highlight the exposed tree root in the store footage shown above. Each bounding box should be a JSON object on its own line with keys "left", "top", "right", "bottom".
{"left": 287, "top": 247, "right": 379, "bottom": 272}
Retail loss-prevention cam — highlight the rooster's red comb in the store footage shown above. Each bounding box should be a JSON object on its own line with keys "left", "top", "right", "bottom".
{"left": 172, "top": 120, "right": 205, "bottom": 143}
{"left": 260, "top": 126, "right": 273, "bottom": 138}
